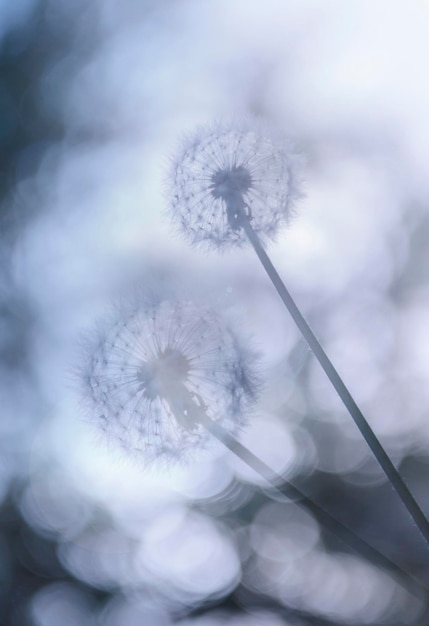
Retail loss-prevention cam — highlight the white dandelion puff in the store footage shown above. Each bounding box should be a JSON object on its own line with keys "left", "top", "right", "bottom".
{"left": 168, "top": 118, "right": 300, "bottom": 251}
{"left": 80, "top": 299, "right": 259, "bottom": 465}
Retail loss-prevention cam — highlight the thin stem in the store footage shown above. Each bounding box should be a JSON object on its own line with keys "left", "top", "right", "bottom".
{"left": 171, "top": 384, "right": 428, "bottom": 598}
{"left": 199, "top": 413, "right": 429, "bottom": 602}
{"left": 240, "top": 216, "right": 429, "bottom": 547}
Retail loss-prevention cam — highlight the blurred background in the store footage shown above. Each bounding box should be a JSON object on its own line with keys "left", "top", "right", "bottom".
{"left": 2, "top": 0, "right": 429, "bottom": 624}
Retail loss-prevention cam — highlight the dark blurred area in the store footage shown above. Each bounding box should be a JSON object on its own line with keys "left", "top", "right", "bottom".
{"left": 2, "top": 1, "right": 429, "bottom": 625}
{"left": 0, "top": 3, "right": 82, "bottom": 623}
{"left": 1, "top": 0, "right": 57, "bottom": 233}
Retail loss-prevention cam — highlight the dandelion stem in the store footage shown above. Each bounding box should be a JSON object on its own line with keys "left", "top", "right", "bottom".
{"left": 241, "top": 216, "right": 429, "bottom": 547}
{"left": 200, "top": 414, "right": 429, "bottom": 602}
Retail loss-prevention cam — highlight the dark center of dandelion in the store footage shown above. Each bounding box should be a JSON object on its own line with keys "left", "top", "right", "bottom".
{"left": 209, "top": 166, "right": 253, "bottom": 231}
{"left": 137, "top": 347, "right": 205, "bottom": 432}
{"left": 210, "top": 165, "right": 252, "bottom": 200}
{"left": 138, "top": 348, "right": 190, "bottom": 401}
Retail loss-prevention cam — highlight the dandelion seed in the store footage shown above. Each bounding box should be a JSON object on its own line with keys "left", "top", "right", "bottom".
{"left": 80, "top": 299, "right": 258, "bottom": 465}
{"left": 169, "top": 119, "right": 300, "bottom": 250}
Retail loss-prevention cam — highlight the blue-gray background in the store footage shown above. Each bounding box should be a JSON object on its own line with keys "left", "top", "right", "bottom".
{"left": 1, "top": 1, "right": 429, "bottom": 624}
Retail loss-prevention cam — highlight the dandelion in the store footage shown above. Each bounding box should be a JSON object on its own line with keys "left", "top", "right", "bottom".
{"left": 168, "top": 118, "right": 429, "bottom": 546}
{"left": 169, "top": 119, "right": 300, "bottom": 251}
{"left": 81, "top": 299, "right": 258, "bottom": 465}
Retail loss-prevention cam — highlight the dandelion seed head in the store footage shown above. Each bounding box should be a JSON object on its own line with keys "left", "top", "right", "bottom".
{"left": 80, "top": 300, "right": 258, "bottom": 466}
{"left": 168, "top": 119, "right": 300, "bottom": 251}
